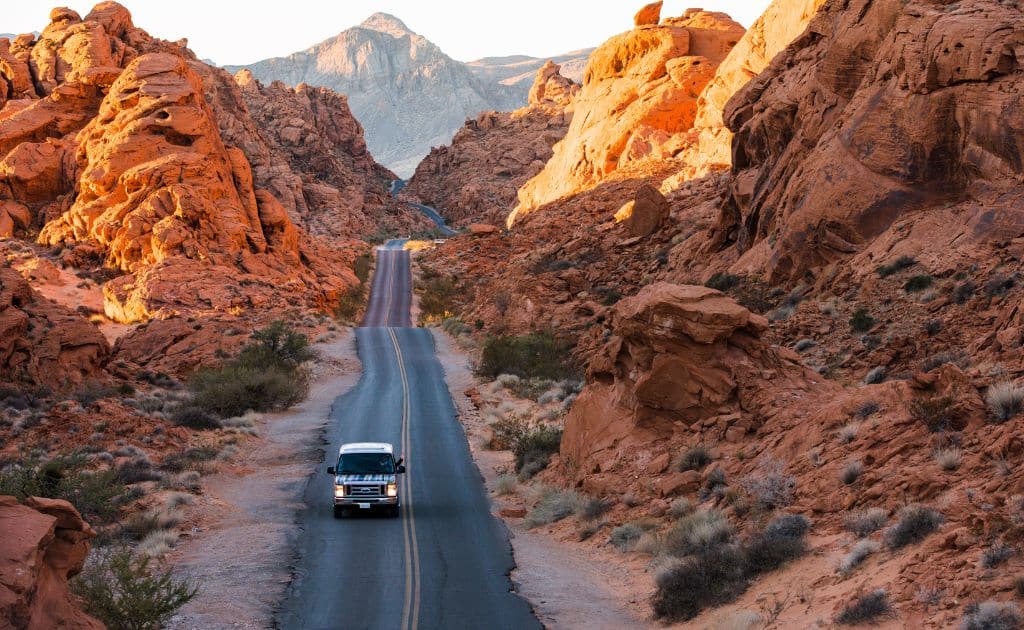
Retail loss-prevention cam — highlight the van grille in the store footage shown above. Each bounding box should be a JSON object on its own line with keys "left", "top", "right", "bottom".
{"left": 347, "top": 485, "right": 382, "bottom": 497}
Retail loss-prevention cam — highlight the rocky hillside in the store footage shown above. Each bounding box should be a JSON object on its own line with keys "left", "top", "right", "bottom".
{"left": 236, "top": 14, "right": 524, "bottom": 178}
{"left": 421, "top": 0, "right": 1024, "bottom": 625}
{"left": 402, "top": 61, "right": 579, "bottom": 227}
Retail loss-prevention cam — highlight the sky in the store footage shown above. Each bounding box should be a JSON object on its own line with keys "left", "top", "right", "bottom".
{"left": 2, "top": 1, "right": 773, "bottom": 66}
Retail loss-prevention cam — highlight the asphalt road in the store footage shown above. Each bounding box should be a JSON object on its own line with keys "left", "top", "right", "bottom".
{"left": 390, "top": 179, "right": 457, "bottom": 237}
{"left": 277, "top": 240, "right": 539, "bottom": 629}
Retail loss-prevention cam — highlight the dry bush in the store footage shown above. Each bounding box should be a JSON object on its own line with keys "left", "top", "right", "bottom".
{"left": 986, "top": 382, "right": 1024, "bottom": 423}
{"left": 838, "top": 540, "right": 880, "bottom": 576}
{"left": 885, "top": 505, "right": 944, "bottom": 549}
{"left": 835, "top": 589, "right": 892, "bottom": 625}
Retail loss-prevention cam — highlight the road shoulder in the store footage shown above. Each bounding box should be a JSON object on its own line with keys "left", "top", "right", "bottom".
{"left": 167, "top": 332, "right": 362, "bottom": 629}
{"left": 429, "top": 329, "right": 650, "bottom": 630}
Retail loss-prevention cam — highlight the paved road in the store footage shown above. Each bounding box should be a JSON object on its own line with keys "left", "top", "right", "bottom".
{"left": 390, "top": 179, "right": 457, "bottom": 237}
{"left": 277, "top": 240, "right": 538, "bottom": 629}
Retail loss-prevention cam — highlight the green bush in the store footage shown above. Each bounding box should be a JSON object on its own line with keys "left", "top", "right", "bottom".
{"left": 675, "top": 445, "right": 712, "bottom": 472}
{"left": 72, "top": 548, "right": 198, "bottom": 630}
{"left": 0, "top": 454, "right": 128, "bottom": 523}
{"left": 187, "top": 322, "right": 312, "bottom": 418}
{"left": 189, "top": 365, "right": 308, "bottom": 418}
{"left": 705, "top": 273, "right": 741, "bottom": 292}
{"left": 479, "top": 333, "right": 573, "bottom": 380}
{"left": 876, "top": 255, "right": 917, "bottom": 278}
{"left": 835, "top": 589, "right": 892, "bottom": 625}
{"left": 884, "top": 504, "right": 943, "bottom": 549}
{"left": 904, "top": 274, "right": 934, "bottom": 293}
{"left": 513, "top": 425, "right": 562, "bottom": 474}
{"left": 169, "top": 405, "right": 221, "bottom": 430}
{"left": 418, "top": 274, "right": 459, "bottom": 323}
{"left": 849, "top": 307, "right": 876, "bottom": 333}
{"left": 653, "top": 545, "right": 749, "bottom": 622}
{"left": 334, "top": 284, "right": 366, "bottom": 323}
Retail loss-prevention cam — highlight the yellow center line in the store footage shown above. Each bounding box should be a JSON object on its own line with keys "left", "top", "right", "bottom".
{"left": 390, "top": 327, "right": 419, "bottom": 630}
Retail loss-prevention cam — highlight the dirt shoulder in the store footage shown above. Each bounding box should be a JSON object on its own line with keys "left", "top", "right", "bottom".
{"left": 167, "top": 331, "right": 361, "bottom": 629}
{"left": 430, "top": 329, "right": 650, "bottom": 629}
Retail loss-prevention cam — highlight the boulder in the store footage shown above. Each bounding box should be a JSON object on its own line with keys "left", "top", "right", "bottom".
{"left": 634, "top": 2, "right": 664, "bottom": 26}
{"left": 614, "top": 185, "right": 669, "bottom": 237}
{"left": 0, "top": 496, "right": 102, "bottom": 629}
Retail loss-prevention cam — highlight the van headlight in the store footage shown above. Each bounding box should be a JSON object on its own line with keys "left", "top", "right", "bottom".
{"left": 334, "top": 484, "right": 345, "bottom": 497}
{"left": 387, "top": 483, "right": 398, "bottom": 497}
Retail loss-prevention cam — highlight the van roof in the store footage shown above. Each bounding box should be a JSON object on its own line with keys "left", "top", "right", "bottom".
{"left": 339, "top": 442, "right": 394, "bottom": 455}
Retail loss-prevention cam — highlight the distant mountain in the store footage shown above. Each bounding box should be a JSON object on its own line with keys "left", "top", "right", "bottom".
{"left": 234, "top": 14, "right": 592, "bottom": 177}
{"left": 234, "top": 14, "right": 520, "bottom": 177}
{"left": 466, "top": 49, "right": 593, "bottom": 90}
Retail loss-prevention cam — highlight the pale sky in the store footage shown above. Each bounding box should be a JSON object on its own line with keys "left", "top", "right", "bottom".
{"left": 2, "top": 1, "right": 773, "bottom": 65}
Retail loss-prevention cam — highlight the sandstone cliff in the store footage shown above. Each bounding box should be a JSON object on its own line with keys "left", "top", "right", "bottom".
{"left": 403, "top": 61, "right": 579, "bottom": 227}
{"left": 236, "top": 14, "right": 524, "bottom": 177}
{"left": 698, "top": 0, "right": 1024, "bottom": 283}
{"left": 509, "top": 8, "right": 745, "bottom": 225}
{"left": 0, "top": 496, "right": 101, "bottom": 629}
{"left": 0, "top": 3, "right": 418, "bottom": 325}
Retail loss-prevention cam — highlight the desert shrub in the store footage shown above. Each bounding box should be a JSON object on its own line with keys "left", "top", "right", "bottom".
{"left": 863, "top": 367, "right": 887, "bottom": 385}
{"left": 675, "top": 445, "right": 712, "bottom": 472}
{"left": 578, "top": 521, "right": 606, "bottom": 541}
{"left": 418, "top": 274, "right": 459, "bottom": 322}
{"left": 841, "top": 460, "right": 864, "bottom": 485}
{"left": 610, "top": 523, "right": 645, "bottom": 552}
{"left": 188, "top": 322, "right": 312, "bottom": 418}
{"left": 74, "top": 381, "right": 118, "bottom": 408}
{"left": 876, "top": 256, "right": 917, "bottom": 278}
{"left": 935, "top": 447, "right": 963, "bottom": 471}
{"left": 652, "top": 544, "right": 749, "bottom": 622}
{"left": 524, "top": 487, "right": 581, "bottom": 528}
{"left": 703, "top": 468, "right": 728, "bottom": 499}
{"left": 839, "top": 539, "right": 880, "bottom": 576}
{"left": 980, "top": 541, "right": 1014, "bottom": 569}
{"left": 838, "top": 422, "right": 861, "bottom": 444}
{"left": 856, "top": 400, "right": 880, "bottom": 418}
{"left": 137, "top": 529, "right": 179, "bottom": 558}
{"left": 189, "top": 365, "right": 308, "bottom": 418}
{"left": 836, "top": 589, "right": 892, "bottom": 625}
{"left": 885, "top": 504, "right": 944, "bottom": 549}
{"left": 169, "top": 405, "right": 220, "bottom": 430}
{"left": 116, "top": 458, "right": 163, "bottom": 485}
{"left": 122, "top": 507, "right": 181, "bottom": 541}
{"left": 850, "top": 308, "right": 876, "bottom": 333}
{"left": 669, "top": 498, "right": 694, "bottom": 519}
{"left": 72, "top": 548, "right": 197, "bottom": 630}
{"left": 160, "top": 447, "right": 218, "bottom": 473}
{"left": 905, "top": 274, "right": 934, "bottom": 293}
{"left": 961, "top": 602, "right": 1022, "bottom": 630}
{"left": 1016, "top": 577, "right": 1024, "bottom": 598}
{"left": 235, "top": 320, "right": 315, "bottom": 371}
{"left": 494, "top": 475, "right": 517, "bottom": 496}
{"left": 705, "top": 273, "right": 741, "bottom": 292}
{"left": 579, "top": 497, "right": 611, "bottom": 521}
{"left": 985, "top": 274, "right": 1016, "bottom": 297}
{"left": 986, "top": 382, "right": 1024, "bottom": 423}
{"left": 741, "top": 459, "right": 796, "bottom": 511}
{"left": 922, "top": 351, "right": 965, "bottom": 373}
{"left": 513, "top": 425, "right": 562, "bottom": 477}
{"left": 744, "top": 514, "right": 810, "bottom": 575}
{"left": 663, "top": 509, "right": 733, "bottom": 557}
{"left": 954, "top": 280, "right": 977, "bottom": 304}
{"left": 909, "top": 395, "right": 957, "bottom": 433}
{"left": 334, "top": 284, "right": 366, "bottom": 322}
{"left": 0, "top": 454, "right": 127, "bottom": 523}
{"left": 479, "top": 333, "right": 574, "bottom": 381}
{"left": 844, "top": 508, "right": 889, "bottom": 538}
{"left": 925, "top": 319, "right": 943, "bottom": 336}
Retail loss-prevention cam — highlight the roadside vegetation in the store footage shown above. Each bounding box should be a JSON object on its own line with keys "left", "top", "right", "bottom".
{"left": 335, "top": 252, "right": 373, "bottom": 323}
{"left": 186, "top": 321, "right": 314, "bottom": 419}
{"left": 479, "top": 332, "right": 576, "bottom": 381}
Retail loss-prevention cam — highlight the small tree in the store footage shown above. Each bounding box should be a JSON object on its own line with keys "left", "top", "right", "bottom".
{"left": 73, "top": 548, "right": 198, "bottom": 630}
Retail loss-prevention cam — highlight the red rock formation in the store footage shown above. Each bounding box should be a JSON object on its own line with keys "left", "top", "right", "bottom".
{"left": 561, "top": 283, "right": 823, "bottom": 481}
{"left": 0, "top": 263, "right": 109, "bottom": 387}
{"left": 0, "top": 496, "right": 102, "bottom": 629}
{"left": 403, "top": 62, "right": 578, "bottom": 226}
{"left": 703, "top": 0, "right": 1024, "bottom": 282}
{"left": 510, "top": 9, "right": 744, "bottom": 225}
{"left": 662, "top": 0, "right": 828, "bottom": 189}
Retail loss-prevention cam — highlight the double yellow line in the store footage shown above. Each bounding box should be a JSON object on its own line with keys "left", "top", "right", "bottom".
{"left": 388, "top": 325, "right": 420, "bottom": 629}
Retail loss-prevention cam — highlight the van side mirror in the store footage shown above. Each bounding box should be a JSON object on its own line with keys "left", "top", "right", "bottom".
{"left": 326, "top": 466, "right": 336, "bottom": 475}
{"left": 397, "top": 464, "right": 407, "bottom": 474}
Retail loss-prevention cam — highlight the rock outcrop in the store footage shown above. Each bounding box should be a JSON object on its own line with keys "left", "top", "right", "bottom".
{"left": 0, "top": 263, "right": 109, "bottom": 387}
{"left": 704, "top": 0, "right": 1024, "bottom": 282}
{"left": 402, "top": 62, "right": 578, "bottom": 226}
{"left": 0, "top": 496, "right": 102, "bottom": 629}
{"left": 235, "top": 14, "right": 524, "bottom": 177}
{"left": 662, "top": 0, "right": 828, "bottom": 188}
{"left": 0, "top": 3, "right": 415, "bottom": 323}
{"left": 510, "top": 9, "right": 745, "bottom": 225}
{"left": 561, "top": 283, "right": 821, "bottom": 479}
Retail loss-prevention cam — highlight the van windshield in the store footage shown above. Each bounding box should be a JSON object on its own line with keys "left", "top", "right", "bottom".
{"left": 337, "top": 453, "right": 394, "bottom": 474}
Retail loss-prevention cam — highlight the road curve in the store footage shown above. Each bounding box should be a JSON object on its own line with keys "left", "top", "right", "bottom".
{"left": 390, "top": 180, "right": 457, "bottom": 237}
{"left": 277, "top": 240, "right": 539, "bottom": 629}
